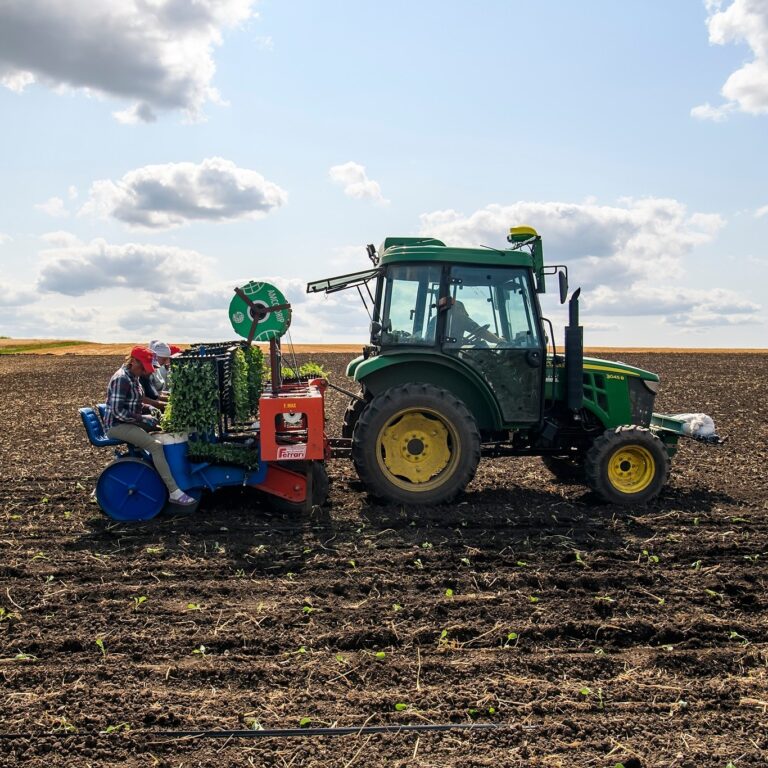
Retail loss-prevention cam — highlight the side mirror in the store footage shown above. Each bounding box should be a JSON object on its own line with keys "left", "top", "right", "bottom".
{"left": 370, "top": 320, "right": 382, "bottom": 339}
{"left": 558, "top": 270, "right": 568, "bottom": 304}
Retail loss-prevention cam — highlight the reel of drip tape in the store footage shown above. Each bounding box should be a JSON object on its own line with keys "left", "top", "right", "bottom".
{"left": 229, "top": 281, "right": 291, "bottom": 342}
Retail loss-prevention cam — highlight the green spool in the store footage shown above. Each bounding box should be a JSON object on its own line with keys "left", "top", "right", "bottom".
{"left": 229, "top": 281, "right": 291, "bottom": 341}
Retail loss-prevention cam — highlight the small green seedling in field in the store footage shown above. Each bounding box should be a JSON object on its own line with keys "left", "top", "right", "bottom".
{"left": 192, "top": 644, "right": 207, "bottom": 656}
{"left": 413, "top": 558, "right": 424, "bottom": 569}
{"left": 146, "top": 546, "right": 163, "bottom": 555}
{"left": 421, "top": 541, "right": 433, "bottom": 549}
{"left": 460, "top": 557, "right": 471, "bottom": 566}
{"left": 392, "top": 603, "right": 402, "bottom": 612}
{"left": 705, "top": 589, "right": 721, "bottom": 600}
{"left": 0, "top": 607, "right": 19, "bottom": 622}
{"left": 641, "top": 549, "right": 659, "bottom": 564}
{"left": 101, "top": 723, "right": 131, "bottom": 734}
{"left": 691, "top": 559, "right": 702, "bottom": 571}
{"left": 133, "top": 595, "right": 148, "bottom": 611}
{"left": 394, "top": 703, "right": 409, "bottom": 712}
{"left": 186, "top": 603, "right": 202, "bottom": 611}
{"left": 95, "top": 638, "right": 106, "bottom": 658}
{"left": 374, "top": 651, "right": 386, "bottom": 660}
{"left": 445, "top": 588, "right": 454, "bottom": 597}
{"left": 14, "top": 651, "right": 36, "bottom": 661}
{"left": 516, "top": 560, "right": 528, "bottom": 567}
{"left": 574, "top": 550, "right": 586, "bottom": 566}
{"left": 503, "top": 632, "right": 518, "bottom": 648}
{"left": 743, "top": 554, "right": 759, "bottom": 563}
{"left": 302, "top": 605, "right": 316, "bottom": 615}
{"left": 528, "top": 595, "right": 540, "bottom": 604}
{"left": 52, "top": 717, "right": 76, "bottom": 734}
{"left": 299, "top": 717, "right": 312, "bottom": 728}
{"left": 728, "top": 630, "right": 749, "bottom": 645}
{"left": 594, "top": 595, "right": 614, "bottom": 603}
{"left": 244, "top": 718, "right": 264, "bottom": 731}
{"left": 347, "top": 559, "right": 356, "bottom": 569}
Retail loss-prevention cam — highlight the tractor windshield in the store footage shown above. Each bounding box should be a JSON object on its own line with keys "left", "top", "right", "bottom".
{"left": 380, "top": 264, "right": 442, "bottom": 345}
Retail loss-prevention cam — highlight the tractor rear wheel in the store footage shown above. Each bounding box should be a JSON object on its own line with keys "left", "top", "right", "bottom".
{"left": 585, "top": 426, "right": 669, "bottom": 505}
{"left": 541, "top": 454, "right": 584, "bottom": 482}
{"left": 352, "top": 383, "right": 480, "bottom": 505}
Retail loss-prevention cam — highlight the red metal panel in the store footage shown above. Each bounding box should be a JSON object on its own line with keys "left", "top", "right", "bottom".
{"left": 258, "top": 383, "right": 326, "bottom": 461}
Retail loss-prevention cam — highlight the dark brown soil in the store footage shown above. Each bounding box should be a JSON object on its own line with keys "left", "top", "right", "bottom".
{"left": 1, "top": 352, "right": 766, "bottom": 767}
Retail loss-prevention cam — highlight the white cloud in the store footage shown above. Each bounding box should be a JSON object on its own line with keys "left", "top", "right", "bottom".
{"left": 0, "top": 233, "right": 11, "bottom": 246}
{"left": 37, "top": 236, "right": 213, "bottom": 295}
{"left": 40, "top": 230, "right": 81, "bottom": 248}
{"left": 693, "top": 0, "right": 768, "bottom": 119}
{"left": 329, "top": 162, "right": 389, "bottom": 205}
{"left": 416, "top": 197, "right": 757, "bottom": 328}
{"left": 419, "top": 197, "right": 724, "bottom": 284}
{"left": 81, "top": 158, "right": 288, "bottom": 229}
{"left": 0, "top": 0, "right": 256, "bottom": 122}
{"left": 755, "top": 203, "right": 768, "bottom": 217}
{"left": 35, "top": 196, "right": 69, "bottom": 218}
{"left": 0, "top": 279, "right": 36, "bottom": 307}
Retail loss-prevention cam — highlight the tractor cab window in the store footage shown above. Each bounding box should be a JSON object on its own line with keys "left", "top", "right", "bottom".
{"left": 380, "top": 264, "right": 442, "bottom": 345}
{"left": 445, "top": 266, "right": 541, "bottom": 349}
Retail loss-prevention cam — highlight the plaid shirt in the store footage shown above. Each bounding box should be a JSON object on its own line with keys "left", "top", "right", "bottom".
{"left": 104, "top": 365, "right": 145, "bottom": 429}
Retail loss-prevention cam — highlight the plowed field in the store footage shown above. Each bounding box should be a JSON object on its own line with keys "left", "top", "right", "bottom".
{"left": 1, "top": 352, "right": 766, "bottom": 767}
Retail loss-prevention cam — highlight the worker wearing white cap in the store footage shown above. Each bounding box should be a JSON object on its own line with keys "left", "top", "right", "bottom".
{"left": 149, "top": 340, "right": 172, "bottom": 392}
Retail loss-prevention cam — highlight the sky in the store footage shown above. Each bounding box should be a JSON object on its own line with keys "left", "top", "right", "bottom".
{"left": 0, "top": 0, "right": 766, "bottom": 348}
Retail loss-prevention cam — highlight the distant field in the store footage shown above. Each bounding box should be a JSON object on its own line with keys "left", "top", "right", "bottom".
{"left": 0, "top": 338, "right": 765, "bottom": 355}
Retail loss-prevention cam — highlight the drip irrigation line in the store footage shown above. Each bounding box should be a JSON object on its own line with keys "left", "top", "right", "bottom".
{"left": 0, "top": 722, "right": 511, "bottom": 741}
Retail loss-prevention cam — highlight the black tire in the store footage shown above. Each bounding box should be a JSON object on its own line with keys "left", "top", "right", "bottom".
{"left": 585, "top": 426, "right": 670, "bottom": 505}
{"left": 541, "top": 454, "right": 584, "bottom": 482}
{"left": 341, "top": 395, "right": 368, "bottom": 439}
{"left": 269, "top": 461, "right": 329, "bottom": 512}
{"left": 352, "top": 383, "right": 480, "bottom": 505}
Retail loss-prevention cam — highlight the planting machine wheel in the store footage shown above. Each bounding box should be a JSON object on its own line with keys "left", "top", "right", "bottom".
{"left": 352, "top": 383, "right": 480, "bottom": 505}
{"left": 585, "top": 426, "right": 670, "bottom": 505}
{"left": 541, "top": 454, "right": 585, "bottom": 482}
{"left": 269, "top": 461, "right": 330, "bottom": 512}
{"left": 95, "top": 457, "right": 167, "bottom": 522}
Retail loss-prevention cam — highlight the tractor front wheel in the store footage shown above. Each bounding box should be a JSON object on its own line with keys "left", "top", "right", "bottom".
{"left": 585, "top": 426, "right": 669, "bottom": 505}
{"left": 352, "top": 383, "right": 480, "bottom": 505}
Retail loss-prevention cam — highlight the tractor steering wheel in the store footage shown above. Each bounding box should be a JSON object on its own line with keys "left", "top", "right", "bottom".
{"left": 465, "top": 324, "right": 490, "bottom": 343}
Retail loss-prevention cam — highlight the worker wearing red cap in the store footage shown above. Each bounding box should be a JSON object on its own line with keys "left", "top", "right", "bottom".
{"left": 104, "top": 347, "right": 195, "bottom": 506}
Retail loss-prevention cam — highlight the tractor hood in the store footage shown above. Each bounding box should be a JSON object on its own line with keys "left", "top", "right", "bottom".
{"left": 581, "top": 356, "right": 660, "bottom": 383}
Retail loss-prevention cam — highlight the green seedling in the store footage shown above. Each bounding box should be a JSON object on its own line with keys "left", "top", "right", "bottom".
{"left": 133, "top": 595, "right": 148, "bottom": 610}
{"left": 528, "top": 595, "right": 540, "bottom": 604}
{"left": 95, "top": 638, "right": 106, "bottom": 658}
{"left": 413, "top": 558, "right": 424, "bottom": 569}
{"left": 705, "top": 589, "right": 721, "bottom": 600}
{"left": 691, "top": 559, "right": 702, "bottom": 571}
{"left": 299, "top": 717, "right": 312, "bottom": 728}
{"left": 186, "top": 603, "right": 202, "bottom": 611}
{"left": 32, "top": 551, "right": 49, "bottom": 561}
{"left": 0, "top": 607, "right": 19, "bottom": 622}
{"left": 302, "top": 605, "right": 315, "bottom": 615}
{"left": 516, "top": 560, "right": 528, "bottom": 567}
{"left": 244, "top": 718, "right": 263, "bottom": 731}
{"left": 374, "top": 651, "right": 386, "bottom": 660}
{"left": 191, "top": 644, "right": 207, "bottom": 656}
{"left": 421, "top": 541, "right": 433, "bottom": 549}
{"left": 146, "top": 546, "right": 163, "bottom": 555}
{"left": 445, "top": 588, "right": 454, "bottom": 597}
{"left": 574, "top": 550, "right": 586, "bottom": 566}
{"left": 460, "top": 557, "right": 471, "bottom": 566}
{"left": 641, "top": 549, "right": 659, "bottom": 564}
{"left": 347, "top": 560, "right": 356, "bottom": 569}
{"left": 743, "top": 554, "right": 760, "bottom": 563}
{"left": 728, "top": 630, "right": 749, "bottom": 645}
{"left": 392, "top": 603, "right": 402, "bottom": 612}
{"left": 503, "top": 632, "right": 519, "bottom": 648}
{"left": 394, "top": 703, "right": 409, "bottom": 712}
{"left": 594, "top": 595, "right": 614, "bottom": 603}
{"left": 101, "top": 723, "right": 131, "bottom": 734}
{"left": 14, "top": 651, "right": 37, "bottom": 661}
{"left": 52, "top": 717, "right": 77, "bottom": 734}
{"left": 579, "top": 687, "right": 591, "bottom": 698}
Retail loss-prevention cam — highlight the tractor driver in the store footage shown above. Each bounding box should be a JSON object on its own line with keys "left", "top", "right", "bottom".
{"left": 104, "top": 346, "right": 196, "bottom": 506}
{"left": 448, "top": 299, "right": 506, "bottom": 346}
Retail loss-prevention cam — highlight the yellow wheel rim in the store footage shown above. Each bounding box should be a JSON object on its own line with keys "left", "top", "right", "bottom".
{"left": 376, "top": 408, "right": 458, "bottom": 491}
{"left": 607, "top": 445, "right": 656, "bottom": 494}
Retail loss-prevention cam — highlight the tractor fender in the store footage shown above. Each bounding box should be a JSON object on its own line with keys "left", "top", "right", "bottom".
{"left": 349, "top": 351, "right": 503, "bottom": 431}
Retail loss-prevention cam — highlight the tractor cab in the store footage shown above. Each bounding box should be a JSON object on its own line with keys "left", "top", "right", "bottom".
{"left": 374, "top": 259, "right": 547, "bottom": 424}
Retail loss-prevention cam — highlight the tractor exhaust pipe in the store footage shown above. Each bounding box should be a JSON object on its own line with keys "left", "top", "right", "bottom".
{"left": 564, "top": 288, "right": 583, "bottom": 412}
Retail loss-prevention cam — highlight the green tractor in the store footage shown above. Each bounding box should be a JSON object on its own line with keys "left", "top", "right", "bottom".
{"left": 308, "top": 227, "right": 721, "bottom": 506}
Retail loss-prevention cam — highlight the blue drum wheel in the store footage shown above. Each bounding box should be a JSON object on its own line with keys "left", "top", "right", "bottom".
{"left": 96, "top": 458, "right": 167, "bottom": 522}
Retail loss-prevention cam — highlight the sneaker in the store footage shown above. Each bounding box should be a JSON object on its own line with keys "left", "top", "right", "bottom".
{"left": 169, "top": 490, "right": 196, "bottom": 505}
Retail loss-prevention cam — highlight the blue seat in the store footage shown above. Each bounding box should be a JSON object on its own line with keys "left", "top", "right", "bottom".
{"left": 79, "top": 405, "right": 123, "bottom": 448}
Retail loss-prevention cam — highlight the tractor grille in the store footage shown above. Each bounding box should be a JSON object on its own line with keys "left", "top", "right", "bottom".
{"left": 629, "top": 378, "right": 655, "bottom": 426}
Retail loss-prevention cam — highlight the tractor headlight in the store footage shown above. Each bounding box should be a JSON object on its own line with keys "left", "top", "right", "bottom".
{"left": 643, "top": 379, "right": 660, "bottom": 394}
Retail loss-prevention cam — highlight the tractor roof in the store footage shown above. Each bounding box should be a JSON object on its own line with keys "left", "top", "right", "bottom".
{"left": 379, "top": 239, "right": 538, "bottom": 269}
